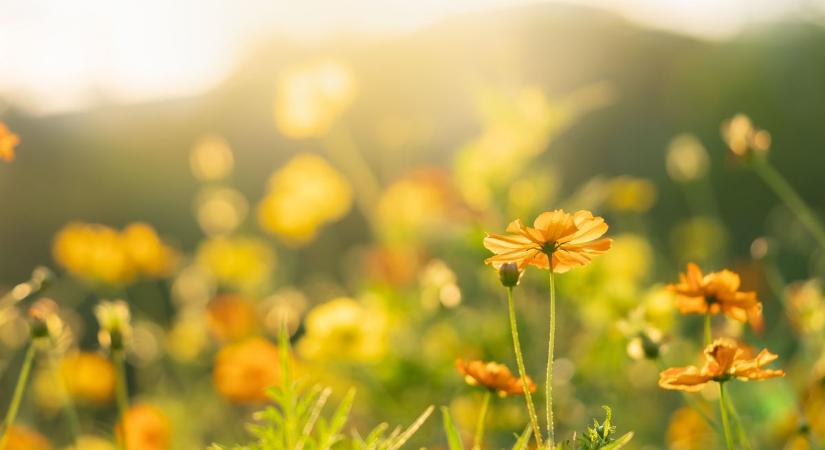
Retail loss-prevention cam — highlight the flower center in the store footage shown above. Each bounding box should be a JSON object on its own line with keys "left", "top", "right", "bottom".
{"left": 542, "top": 242, "right": 559, "bottom": 255}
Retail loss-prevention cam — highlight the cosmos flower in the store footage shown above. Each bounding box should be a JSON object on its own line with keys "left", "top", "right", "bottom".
{"left": 115, "top": 404, "right": 171, "bottom": 450}
{"left": 658, "top": 338, "right": 784, "bottom": 392}
{"left": 668, "top": 263, "right": 762, "bottom": 325}
{"left": 455, "top": 359, "right": 536, "bottom": 397}
{"left": 483, "top": 209, "right": 612, "bottom": 272}
{"left": 0, "top": 123, "right": 20, "bottom": 162}
{"left": 213, "top": 337, "right": 280, "bottom": 404}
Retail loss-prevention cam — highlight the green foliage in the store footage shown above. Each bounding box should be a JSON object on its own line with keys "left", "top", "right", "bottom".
{"left": 549, "top": 406, "right": 633, "bottom": 450}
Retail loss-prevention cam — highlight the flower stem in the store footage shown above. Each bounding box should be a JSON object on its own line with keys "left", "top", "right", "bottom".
{"left": 113, "top": 349, "right": 130, "bottom": 450}
{"left": 49, "top": 353, "right": 80, "bottom": 445}
{"left": 752, "top": 159, "right": 825, "bottom": 253}
{"left": 0, "top": 343, "right": 36, "bottom": 450}
{"left": 545, "top": 270, "right": 557, "bottom": 447}
{"left": 704, "top": 313, "right": 712, "bottom": 347}
{"left": 472, "top": 390, "right": 491, "bottom": 450}
{"left": 506, "top": 288, "right": 544, "bottom": 449}
{"left": 724, "top": 392, "right": 752, "bottom": 450}
{"left": 718, "top": 383, "right": 735, "bottom": 450}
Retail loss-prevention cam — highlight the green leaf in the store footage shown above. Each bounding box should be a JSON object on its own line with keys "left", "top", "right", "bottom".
{"left": 440, "top": 406, "right": 464, "bottom": 450}
{"left": 599, "top": 432, "right": 634, "bottom": 450}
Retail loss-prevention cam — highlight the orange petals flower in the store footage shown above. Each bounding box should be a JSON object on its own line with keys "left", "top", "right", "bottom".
{"left": 456, "top": 358, "right": 536, "bottom": 397}
{"left": 658, "top": 338, "right": 784, "bottom": 392}
{"left": 0, "top": 122, "right": 20, "bottom": 162}
{"left": 668, "top": 263, "right": 762, "bottom": 325}
{"left": 213, "top": 337, "right": 280, "bottom": 404}
{"left": 483, "top": 209, "right": 612, "bottom": 273}
{"left": 116, "top": 404, "right": 171, "bottom": 450}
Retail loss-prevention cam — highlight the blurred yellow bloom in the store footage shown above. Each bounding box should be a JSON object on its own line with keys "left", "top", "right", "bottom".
{"left": 666, "top": 407, "right": 713, "bottom": 450}
{"left": 196, "top": 236, "right": 275, "bottom": 291}
{"left": 165, "top": 313, "right": 209, "bottom": 362}
{"left": 484, "top": 210, "right": 612, "bottom": 272}
{"left": 669, "top": 216, "right": 728, "bottom": 264}
{"left": 2, "top": 425, "right": 51, "bottom": 450}
{"left": 257, "top": 153, "right": 352, "bottom": 244}
{"left": 0, "top": 122, "right": 20, "bottom": 162}
{"left": 298, "top": 297, "right": 388, "bottom": 363}
{"left": 721, "top": 113, "right": 771, "bottom": 157}
{"left": 60, "top": 352, "right": 116, "bottom": 405}
{"left": 206, "top": 294, "right": 259, "bottom": 342}
{"left": 53, "top": 222, "right": 178, "bottom": 285}
{"left": 605, "top": 176, "right": 657, "bottom": 212}
{"left": 95, "top": 300, "right": 132, "bottom": 350}
{"left": 194, "top": 187, "right": 248, "bottom": 237}
{"left": 666, "top": 134, "right": 709, "bottom": 182}
{"left": 116, "top": 404, "right": 171, "bottom": 450}
{"left": 213, "top": 337, "right": 280, "bottom": 404}
{"left": 189, "top": 134, "right": 234, "bottom": 181}
{"left": 67, "top": 435, "right": 116, "bottom": 450}
{"left": 785, "top": 280, "right": 825, "bottom": 335}
{"left": 274, "top": 60, "right": 356, "bottom": 139}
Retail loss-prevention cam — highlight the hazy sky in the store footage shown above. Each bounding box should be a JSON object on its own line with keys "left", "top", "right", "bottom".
{"left": 0, "top": 0, "right": 820, "bottom": 115}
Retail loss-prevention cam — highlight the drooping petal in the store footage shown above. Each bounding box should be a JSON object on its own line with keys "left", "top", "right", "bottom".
{"left": 658, "top": 366, "right": 712, "bottom": 392}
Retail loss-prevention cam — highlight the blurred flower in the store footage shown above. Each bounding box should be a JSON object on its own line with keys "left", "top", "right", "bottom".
{"left": 213, "top": 337, "right": 280, "bottom": 404}
{"left": 194, "top": 187, "right": 248, "bottom": 237}
{"left": 274, "top": 60, "right": 356, "bottom": 139}
{"left": 721, "top": 113, "right": 771, "bottom": 158}
{"left": 165, "top": 312, "right": 209, "bottom": 362}
{"left": 605, "top": 176, "right": 657, "bottom": 212}
{"left": 60, "top": 352, "right": 116, "bottom": 405}
{"left": 257, "top": 153, "right": 352, "bottom": 244}
{"left": 362, "top": 244, "right": 425, "bottom": 287}
{"left": 455, "top": 358, "right": 536, "bottom": 397}
{"left": 659, "top": 338, "right": 784, "bottom": 392}
{"left": 189, "top": 134, "right": 234, "bottom": 181}
{"left": 666, "top": 407, "right": 713, "bottom": 450}
{"left": 53, "top": 222, "right": 177, "bottom": 285}
{"left": 784, "top": 280, "right": 825, "bottom": 336}
{"left": 668, "top": 263, "right": 762, "bottom": 326}
{"left": 419, "top": 259, "right": 462, "bottom": 310}
{"left": 115, "top": 404, "right": 171, "bottom": 450}
{"left": 27, "top": 298, "right": 64, "bottom": 347}
{"left": 2, "top": 425, "right": 50, "bottom": 450}
{"left": 0, "top": 122, "right": 20, "bottom": 162}
{"left": 196, "top": 236, "right": 275, "bottom": 291}
{"left": 626, "top": 328, "right": 665, "bottom": 360}
{"left": 95, "top": 300, "right": 132, "bottom": 350}
{"left": 666, "top": 134, "right": 710, "bottom": 182}
{"left": 69, "top": 435, "right": 116, "bottom": 450}
{"left": 260, "top": 288, "right": 308, "bottom": 338}
{"left": 298, "top": 297, "right": 387, "bottom": 363}
{"left": 484, "top": 209, "right": 611, "bottom": 272}
{"left": 669, "top": 216, "right": 728, "bottom": 264}
{"left": 206, "top": 294, "right": 259, "bottom": 342}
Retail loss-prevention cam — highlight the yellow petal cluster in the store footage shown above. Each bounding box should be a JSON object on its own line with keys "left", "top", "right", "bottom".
{"left": 298, "top": 297, "right": 388, "bottom": 363}
{"left": 196, "top": 236, "right": 275, "bottom": 291}
{"left": 0, "top": 122, "right": 20, "bottom": 162}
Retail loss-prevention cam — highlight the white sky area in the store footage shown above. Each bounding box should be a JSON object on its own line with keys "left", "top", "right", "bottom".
{"left": 0, "top": 0, "right": 820, "bottom": 115}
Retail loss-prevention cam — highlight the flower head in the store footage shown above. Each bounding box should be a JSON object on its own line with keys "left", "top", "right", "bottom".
{"left": 658, "top": 338, "right": 784, "bottom": 392}
{"left": 115, "top": 404, "right": 171, "bottom": 450}
{"left": 213, "top": 337, "right": 280, "bottom": 404}
{"left": 721, "top": 113, "right": 771, "bottom": 158}
{"left": 483, "top": 209, "right": 612, "bottom": 273}
{"left": 455, "top": 358, "right": 536, "bottom": 397}
{"left": 0, "top": 122, "right": 20, "bottom": 162}
{"left": 668, "top": 263, "right": 762, "bottom": 326}
{"left": 95, "top": 300, "right": 132, "bottom": 351}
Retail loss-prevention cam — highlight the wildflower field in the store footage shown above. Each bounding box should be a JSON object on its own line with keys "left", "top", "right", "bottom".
{"left": 1, "top": 3, "right": 825, "bottom": 450}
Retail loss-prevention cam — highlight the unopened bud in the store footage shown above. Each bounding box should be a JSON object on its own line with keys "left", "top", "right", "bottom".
{"left": 498, "top": 263, "right": 522, "bottom": 288}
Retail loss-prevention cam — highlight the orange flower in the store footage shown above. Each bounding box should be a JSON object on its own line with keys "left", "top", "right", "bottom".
{"left": 456, "top": 359, "right": 536, "bottom": 397}
{"left": 483, "top": 210, "right": 611, "bottom": 273}
{"left": 116, "top": 404, "right": 171, "bottom": 450}
{"left": 668, "top": 263, "right": 762, "bottom": 325}
{"left": 2, "top": 425, "right": 51, "bottom": 450}
{"left": 213, "top": 337, "right": 280, "bottom": 404}
{"left": 658, "top": 338, "right": 784, "bottom": 392}
{"left": 206, "top": 294, "right": 260, "bottom": 342}
{"left": 0, "top": 123, "right": 20, "bottom": 162}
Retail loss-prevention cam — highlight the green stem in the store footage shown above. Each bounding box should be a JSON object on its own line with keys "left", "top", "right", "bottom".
{"left": 113, "top": 350, "right": 130, "bottom": 450}
{"left": 752, "top": 159, "right": 825, "bottom": 253}
{"left": 704, "top": 313, "right": 712, "bottom": 347}
{"left": 506, "top": 288, "right": 543, "bottom": 449}
{"left": 545, "top": 270, "right": 557, "bottom": 447}
{"left": 718, "top": 383, "right": 735, "bottom": 450}
{"left": 0, "top": 343, "right": 36, "bottom": 450}
{"left": 50, "top": 353, "right": 80, "bottom": 445}
{"left": 724, "top": 393, "right": 752, "bottom": 450}
{"left": 472, "top": 391, "right": 491, "bottom": 450}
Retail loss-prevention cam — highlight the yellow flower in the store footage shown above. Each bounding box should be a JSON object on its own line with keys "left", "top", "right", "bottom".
{"left": 68, "top": 435, "right": 116, "bottom": 450}
{"left": 196, "top": 236, "right": 275, "bottom": 291}
{"left": 455, "top": 359, "right": 536, "bottom": 397}
{"left": 95, "top": 300, "right": 132, "bottom": 350}
{"left": 274, "top": 60, "right": 356, "bottom": 139}
{"left": 213, "top": 337, "right": 280, "bottom": 404}
{"left": 189, "top": 134, "right": 233, "bottom": 181}
{"left": 666, "top": 134, "right": 709, "bottom": 182}
{"left": 0, "top": 122, "right": 20, "bottom": 162}
{"left": 115, "top": 404, "right": 171, "bottom": 450}
{"left": 605, "top": 176, "right": 657, "bottom": 212}
{"left": 668, "top": 263, "right": 762, "bottom": 326}
{"left": 2, "top": 425, "right": 51, "bottom": 450}
{"left": 121, "top": 223, "right": 179, "bottom": 277}
{"left": 60, "top": 352, "right": 116, "bottom": 405}
{"left": 206, "top": 294, "right": 260, "bottom": 342}
{"left": 666, "top": 407, "right": 713, "bottom": 450}
{"left": 484, "top": 209, "right": 612, "bottom": 272}
{"left": 257, "top": 153, "right": 352, "bottom": 244}
{"left": 721, "top": 113, "right": 771, "bottom": 157}
{"left": 658, "top": 338, "right": 784, "bottom": 392}
{"left": 298, "top": 297, "right": 387, "bottom": 363}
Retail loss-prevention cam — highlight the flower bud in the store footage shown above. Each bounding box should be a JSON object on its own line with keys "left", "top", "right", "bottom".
{"left": 498, "top": 263, "right": 522, "bottom": 288}
{"left": 95, "top": 300, "right": 132, "bottom": 351}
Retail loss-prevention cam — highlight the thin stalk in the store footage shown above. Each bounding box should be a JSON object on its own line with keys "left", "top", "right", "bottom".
{"left": 724, "top": 393, "right": 752, "bottom": 450}
{"left": 718, "top": 383, "right": 735, "bottom": 450}
{"left": 545, "top": 270, "right": 557, "bottom": 447}
{"left": 0, "top": 343, "right": 36, "bottom": 450}
{"left": 704, "top": 314, "right": 712, "bottom": 347}
{"left": 506, "top": 288, "right": 543, "bottom": 448}
{"left": 752, "top": 159, "right": 825, "bottom": 253}
{"left": 113, "top": 350, "right": 130, "bottom": 450}
{"left": 49, "top": 353, "right": 80, "bottom": 445}
{"left": 472, "top": 391, "right": 491, "bottom": 450}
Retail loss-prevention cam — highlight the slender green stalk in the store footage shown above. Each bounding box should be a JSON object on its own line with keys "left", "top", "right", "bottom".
{"left": 724, "top": 393, "right": 752, "bottom": 450}
{"left": 718, "top": 383, "right": 735, "bottom": 450}
{"left": 0, "top": 343, "right": 36, "bottom": 450}
{"left": 704, "top": 314, "right": 712, "bottom": 347}
{"left": 752, "top": 159, "right": 825, "bottom": 253}
{"left": 506, "top": 288, "right": 543, "bottom": 449}
{"left": 545, "top": 270, "right": 557, "bottom": 447}
{"left": 49, "top": 353, "right": 80, "bottom": 445}
{"left": 113, "top": 350, "right": 130, "bottom": 450}
{"left": 472, "top": 391, "right": 491, "bottom": 450}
